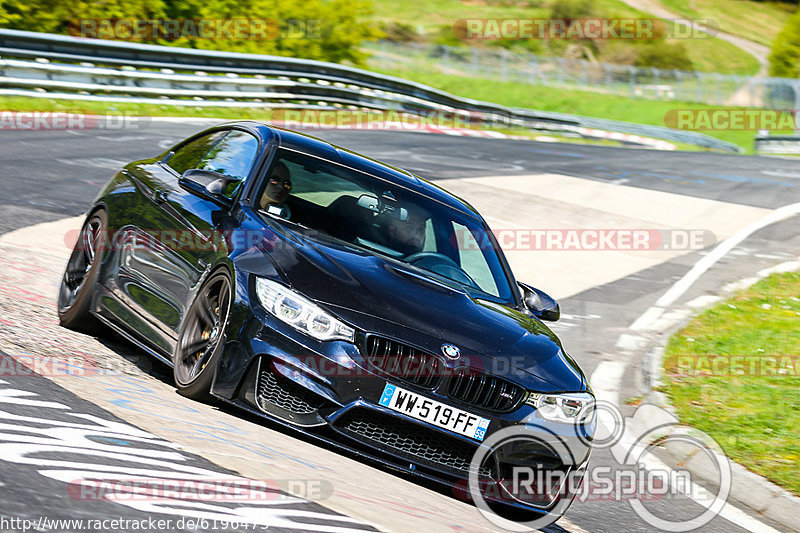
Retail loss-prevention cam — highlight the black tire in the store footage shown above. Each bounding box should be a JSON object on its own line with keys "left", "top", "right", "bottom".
{"left": 57, "top": 209, "right": 107, "bottom": 332}
{"left": 173, "top": 270, "right": 232, "bottom": 401}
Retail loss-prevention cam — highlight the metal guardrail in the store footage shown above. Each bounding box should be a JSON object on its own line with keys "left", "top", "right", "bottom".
{"left": 754, "top": 134, "right": 800, "bottom": 155}
{"left": 0, "top": 29, "right": 742, "bottom": 152}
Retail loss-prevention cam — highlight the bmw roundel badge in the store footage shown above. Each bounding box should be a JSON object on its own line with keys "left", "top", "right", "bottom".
{"left": 441, "top": 343, "right": 460, "bottom": 359}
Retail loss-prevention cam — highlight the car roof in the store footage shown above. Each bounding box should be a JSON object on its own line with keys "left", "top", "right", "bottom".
{"left": 226, "top": 120, "right": 483, "bottom": 222}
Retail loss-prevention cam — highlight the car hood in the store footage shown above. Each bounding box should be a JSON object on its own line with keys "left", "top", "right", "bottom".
{"left": 242, "top": 223, "right": 586, "bottom": 393}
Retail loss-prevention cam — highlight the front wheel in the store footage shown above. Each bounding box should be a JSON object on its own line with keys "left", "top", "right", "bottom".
{"left": 173, "top": 270, "right": 232, "bottom": 401}
{"left": 57, "top": 209, "right": 107, "bottom": 332}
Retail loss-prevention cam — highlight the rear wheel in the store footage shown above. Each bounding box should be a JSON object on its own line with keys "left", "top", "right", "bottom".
{"left": 173, "top": 270, "right": 232, "bottom": 401}
{"left": 58, "top": 210, "right": 107, "bottom": 332}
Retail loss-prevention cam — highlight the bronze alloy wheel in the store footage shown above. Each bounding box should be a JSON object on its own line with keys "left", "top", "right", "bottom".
{"left": 174, "top": 271, "right": 232, "bottom": 400}
{"left": 57, "top": 210, "right": 107, "bottom": 331}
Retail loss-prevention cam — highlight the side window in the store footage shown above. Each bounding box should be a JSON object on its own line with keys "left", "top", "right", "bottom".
{"left": 422, "top": 220, "right": 436, "bottom": 252}
{"left": 452, "top": 222, "right": 500, "bottom": 297}
{"left": 165, "top": 131, "right": 225, "bottom": 175}
{"left": 198, "top": 131, "right": 259, "bottom": 198}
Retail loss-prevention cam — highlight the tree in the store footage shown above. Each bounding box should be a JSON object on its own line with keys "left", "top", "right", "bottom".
{"left": 0, "top": 0, "right": 381, "bottom": 65}
{"left": 161, "top": 0, "right": 381, "bottom": 65}
{"left": 770, "top": 9, "right": 800, "bottom": 77}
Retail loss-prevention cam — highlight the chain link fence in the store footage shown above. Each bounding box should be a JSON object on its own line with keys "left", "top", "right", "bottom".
{"left": 366, "top": 41, "right": 800, "bottom": 110}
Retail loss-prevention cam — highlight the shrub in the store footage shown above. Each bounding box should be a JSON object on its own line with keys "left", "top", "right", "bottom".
{"left": 769, "top": 9, "right": 800, "bottom": 77}
{"left": 634, "top": 42, "right": 694, "bottom": 71}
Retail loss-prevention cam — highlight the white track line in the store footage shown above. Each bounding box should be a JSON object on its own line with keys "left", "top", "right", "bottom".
{"left": 589, "top": 366, "right": 783, "bottom": 533}
{"left": 655, "top": 201, "right": 800, "bottom": 309}
{"left": 626, "top": 202, "right": 800, "bottom": 332}
{"left": 589, "top": 361, "right": 627, "bottom": 406}
{"left": 600, "top": 202, "right": 800, "bottom": 532}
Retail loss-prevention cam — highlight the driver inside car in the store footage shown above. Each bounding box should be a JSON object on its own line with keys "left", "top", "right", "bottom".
{"left": 259, "top": 161, "right": 292, "bottom": 219}
{"left": 380, "top": 204, "right": 429, "bottom": 255}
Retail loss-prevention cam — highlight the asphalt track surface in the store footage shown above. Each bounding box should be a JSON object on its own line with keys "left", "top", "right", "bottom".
{"left": 1, "top": 122, "right": 799, "bottom": 533}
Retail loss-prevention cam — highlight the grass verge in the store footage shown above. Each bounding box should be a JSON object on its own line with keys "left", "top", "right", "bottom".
{"left": 0, "top": 91, "right": 754, "bottom": 152}
{"left": 658, "top": 0, "right": 794, "bottom": 48}
{"left": 662, "top": 271, "right": 800, "bottom": 495}
{"left": 375, "top": 68, "right": 771, "bottom": 153}
{"left": 368, "top": 0, "right": 761, "bottom": 74}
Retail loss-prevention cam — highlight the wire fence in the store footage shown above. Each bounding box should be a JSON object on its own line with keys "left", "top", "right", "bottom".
{"left": 366, "top": 41, "right": 800, "bottom": 110}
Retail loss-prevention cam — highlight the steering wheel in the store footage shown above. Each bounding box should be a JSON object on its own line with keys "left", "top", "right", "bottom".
{"left": 404, "top": 252, "right": 479, "bottom": 289}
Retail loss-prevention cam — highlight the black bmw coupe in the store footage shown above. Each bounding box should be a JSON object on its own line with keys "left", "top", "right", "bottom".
{"left": 58, "top": 121, "right": 594, "bottom": 523}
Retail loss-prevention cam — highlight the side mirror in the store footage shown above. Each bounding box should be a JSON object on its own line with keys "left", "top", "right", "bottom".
{"left": 518, "top": 282, "right": 560, "bottom": 321}
{"left": 179, "top": 169, "right": 234, "bottom": 209}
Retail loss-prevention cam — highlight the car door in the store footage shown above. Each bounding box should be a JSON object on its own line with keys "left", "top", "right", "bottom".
{"left": 119, "top": 129, "right": 260, "bottom": 354}
{"left": 160, "top": 129, "right": 261, "bottom": 341}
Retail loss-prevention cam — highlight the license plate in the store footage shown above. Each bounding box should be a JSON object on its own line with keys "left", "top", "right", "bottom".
{"left": 379, "top": 383, "right": 490, "bottom": 441}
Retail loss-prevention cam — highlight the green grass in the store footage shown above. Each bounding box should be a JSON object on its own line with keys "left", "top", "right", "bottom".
{"left": 375, "top": 68, "right": 766, "bottom": 152}
{"left": 662, "top": 271, "right": 800, "bottom": 495}
{"left": 659, "top": 0, "right": 795, "bottom": 48}
{"left": 369, "top": 0, "right": 550, "bottom": 34}
{"left": 680, "top": 32, "right": 760, "bottom": 75}
{"left": 0, "top": 81, "right": 762, "bottom": 153}
{"left": 2, "top": 62, "right": 774, "bottom": 154}
{"left": 0, "top": 96, "right": 279, "bottom": 120}
{"left": 368, "top": 0, "right": 762, "bottom": 75}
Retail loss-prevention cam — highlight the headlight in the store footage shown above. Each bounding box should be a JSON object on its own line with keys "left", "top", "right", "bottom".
{"left": 526, "top": 392, "right": 595, "bottom": 422}
{"left": 255, "top": 278, "right": 355, "bottom": 342}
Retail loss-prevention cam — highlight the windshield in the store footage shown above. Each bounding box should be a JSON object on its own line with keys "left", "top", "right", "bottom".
{"left": 254, "top": 148, "right": 515, "bottom": 303}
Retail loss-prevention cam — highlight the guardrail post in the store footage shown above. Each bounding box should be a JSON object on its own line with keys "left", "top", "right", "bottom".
{"left": 380, "top": 41, "right": 388, "bottom": 71}
{"left": 628, "top": 66, "right": 636, "bottom": 98}
{"left": 794, "top": 80, "right": 800, "bottom": 134}
{"left": 696, "top": 73, "right": 704, "bottom": 102}
{"left": 652, "top": 67, "right": 660, "bottom": 97}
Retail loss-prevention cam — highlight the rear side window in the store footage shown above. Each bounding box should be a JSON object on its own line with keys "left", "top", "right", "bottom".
{"left": 166, "top": 131, "right": 225, "bottom": 175}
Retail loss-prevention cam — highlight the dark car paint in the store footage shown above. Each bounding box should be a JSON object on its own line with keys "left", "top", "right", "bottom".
{"left": 85, "top": 121, "right": 592, "bottom": 514}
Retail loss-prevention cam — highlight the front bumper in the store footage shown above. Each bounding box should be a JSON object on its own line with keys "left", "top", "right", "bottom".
{"left": 211, "top": 275, "right": 593, "bottom": 514}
